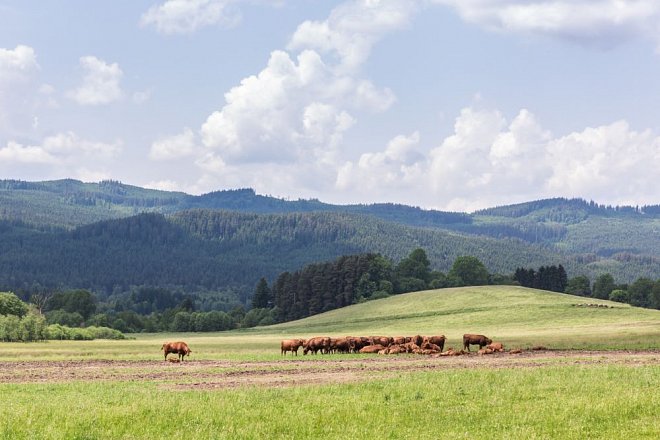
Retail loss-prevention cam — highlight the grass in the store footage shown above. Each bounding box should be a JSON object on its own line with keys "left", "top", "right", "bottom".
{"left": 1, "top": 365, "right": 658, "bottom": 439}
{"left": 1, "top": 286, "right": 659, "bottom": 362}
{"left": 1, "top": 286, "right": 660, "bottom": 439}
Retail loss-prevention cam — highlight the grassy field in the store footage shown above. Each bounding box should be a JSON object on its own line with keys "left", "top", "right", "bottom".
{"left": 1, "top": 286, "right": 660, "bottom": 439}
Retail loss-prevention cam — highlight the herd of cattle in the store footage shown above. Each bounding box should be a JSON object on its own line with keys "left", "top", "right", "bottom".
{"left": 161, "top": 334, "right": 535, "bottom": 362}
{"left": 280, "top": 333, "right": 515, "bottom": 357}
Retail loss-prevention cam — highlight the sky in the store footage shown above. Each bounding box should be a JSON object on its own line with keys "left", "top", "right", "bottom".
{"left": 1, "top": 0, "right": 659, "bottom": 212}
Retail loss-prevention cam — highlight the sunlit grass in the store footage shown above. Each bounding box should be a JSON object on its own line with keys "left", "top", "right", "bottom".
{"left": 1, "top": 365, "right": 658, "bottom": 439}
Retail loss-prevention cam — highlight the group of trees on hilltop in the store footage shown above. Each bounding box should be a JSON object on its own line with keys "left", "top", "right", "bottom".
{"left": 250, "top": 250, "right": 501, "bottom": 323}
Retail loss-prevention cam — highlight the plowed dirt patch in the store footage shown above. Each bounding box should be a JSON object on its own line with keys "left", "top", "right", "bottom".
{"left": 1, "top": 350, "right": 658, "bottom": 389}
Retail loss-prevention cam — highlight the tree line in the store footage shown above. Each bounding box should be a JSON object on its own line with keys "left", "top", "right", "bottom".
{"left": 5, "top": 249, "right": 659, "bottom": 335}
{"left": 0, "top": 291, "right": 124, "bottom": 342}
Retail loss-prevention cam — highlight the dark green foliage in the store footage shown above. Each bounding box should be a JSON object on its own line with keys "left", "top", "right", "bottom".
{"left": 609, "top": 289, "right": 630, "bottom": 303}
{"left": 514, "top": 265, "right": 567, "bottom": 293}
{"left": 0, "top": 292, "right": 29, "bottom": 317}
{"left": 650, "top": 282, "right": 660, "bottom": 309}
{"left": 592, "top": 273, "right": 616, "bottom": 300}
{"left": 395, "top": 248, "right": 431, "bottom": 287}
{"left": 274, "top": 254, "right": 383, "bottom": 321}
{"left": 566, "top": 276, "right": 592, "bottom": 297}
{"left": 628, "top": 278, "right": 655, "bottom": 308}
{"left": 448, "top": 256, "right": 490, "bottom": 287}
{"left": 46, "top": 310, "right": 84, "bottom": 327}
{"left": 46, "top": 290, "right": 97, "bottom": 320}
{"left": 251, "top": 278, "right": 272, "bottom": 309}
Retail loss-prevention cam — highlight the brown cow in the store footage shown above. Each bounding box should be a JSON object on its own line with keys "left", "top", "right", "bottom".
{"left": 486, "top": 342, "right": 504, "bottom": 352}
{"left": 370, "top": 336, "right": 392, "bottom": 347}
{"left": 359, "top": 344, "right": 385, "bottom": 354}
{"left": 411, "top": 335, "right": 424, "bottom": 346}
{"left": 427, "top": 335, "right": 446, "bottom": 352}
{"left": 304, "top": 337, "right": 331, "bottom": 355}
{"left": 347, "top": 336, "right": 370, "bottom": 353}
{"left": 161, "top": 341, "right": 192, "bottom": 361}
{"left": 392, "top": 336, "right": 406, "bottom": 345}
{"left": 462, "top": 334, "right": 492, "bottom": 352}
{"left": 331, "top": 337, "right": 354, "bottom": 354}
{"left": 281, "top": 339, "right": 305, "bottom": 356}
{"left": 420, "top": 342, "right": 442, "bottom": 353}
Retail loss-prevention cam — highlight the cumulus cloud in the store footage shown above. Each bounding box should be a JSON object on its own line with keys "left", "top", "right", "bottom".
{"left": 0, "top": 45, "right": 40, "bottom": 134}
{"left": 0, "top": 44, "right": 39, "bottom": 80}
{"left": 67, "top": 56, "right": 123, "bottom": 105}
{"left": 434, "top": 0, "right": 660, "bottom": 48}
{"left": 201, "top": 48, "right": 374, "bottom": 164}
{"left": 0, "top": 132, "right": 122, "bottom": 165}
{"left": 199, "top": 0, "right": 415, "bottom": 171}
{"left": 288, "top": 0, "right": 418, "bottom": 70}
{"left": 0, "top": 141, "right": 57, "bottom": 164}
{"left": 336, "top": 131, "right": 424, "bottom": 193}
{"left": 140, "top": 0, "right": 240, "bottom": 34}
{"left": 546, "top": 121, "right": 660, "bottom": 201}
{"left": 149, "top": 128, "right": 197, "bottom": 160}
{"left": 336, "top": 106, "right": 660, "bottom": 211}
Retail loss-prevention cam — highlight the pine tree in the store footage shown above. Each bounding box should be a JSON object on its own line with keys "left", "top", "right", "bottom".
{"left": 251, "top": 277, "right": 272, "bottom": 309}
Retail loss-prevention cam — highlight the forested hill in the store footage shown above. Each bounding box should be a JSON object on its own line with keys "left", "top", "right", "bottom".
{"left": 0, "top": 179, "right": 468, "bottom": 230}
{"left": 0, "top": 179, "right": 658, "bottom": 286}
{"left": 0, "top": 210, "right": 563, "bottom": 296}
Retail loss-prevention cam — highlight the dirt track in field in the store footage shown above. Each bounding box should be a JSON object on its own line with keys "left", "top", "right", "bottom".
{"left": 1, "top": 350, "right": 658, "bottom": 389}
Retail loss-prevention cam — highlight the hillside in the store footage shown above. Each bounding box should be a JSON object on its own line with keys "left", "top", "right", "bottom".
{"left": 0, "top": 211, "right": 564, "bottom": 297}
{"left": 0, "top": 179, "right": 658, "bottom": 296}
{"left": 264, "top": 285, "right": 660, "bottom": 349}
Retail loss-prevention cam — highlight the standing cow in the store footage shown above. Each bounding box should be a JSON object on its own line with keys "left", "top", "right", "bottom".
{"left": 281, "top": 339, "right": 306, "bottom": 356}
{"left": 161, "top": 341, "right": 192, "bottom": 361}
{"left": 462, "top": 334, "right": 492, "bottom": 352}
{"left": 427, "top": 335, "right": 446, "bottom": 352}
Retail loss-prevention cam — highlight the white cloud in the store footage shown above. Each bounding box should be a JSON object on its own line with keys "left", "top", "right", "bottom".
{"left": 199, "top": 0, "right": 415, "bottom": 171}
{"left": 0, "top": 45, "right": 40, "bottom": 134}
{"left": 149, "top": 128, "right": 197, "bottom": 160}
{"left": 336, "top": 106, "right": 660, "bottom": 211}
{"left": 0, "top": 132, "right": 122, "bottom": 165}
{"left": 41, "top": 131, "right": 122, "bottom": 157}
{"left": 336, "top": 131, "right": 424, "bottom": 193}
{"left": 0, "top": 141, "right": 57, "bottom": 164}
{"left": 0, "top": 45, "right": 39, "bottom": 80}
{"left": 200, "top": 49, "right": 364, "bottom": 164}
{"left": 288, "top": 0, "right": 418, "bottom": 70}
{"left": 68, "top": 56, "right": 123, "bottom": 106}
{"left": 143, "top": 179, "right": 185, "bottom": 192}
{"left": 546, "top": 121, "right": 660, "bottom": 202}
{"left": 140, "top": 0, "right": 240, "bottom": 34}
{"left": 434, "top": 0, "right": 660, "bottom": 48}
{"left": 75, "top": 168, "right": 113, "bottom": 183}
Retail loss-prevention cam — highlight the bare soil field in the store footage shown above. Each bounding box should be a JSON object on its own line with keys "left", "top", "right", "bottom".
{"left": 1, "top": 349, "right": 658, "bottom": 389}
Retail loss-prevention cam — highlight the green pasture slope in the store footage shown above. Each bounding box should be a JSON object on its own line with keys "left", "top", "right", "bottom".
{"left": 266, "top": 285, "right": 660, "bottom": 349}
{"left": 1, "top": 286, "right": 659, "bottom": 439}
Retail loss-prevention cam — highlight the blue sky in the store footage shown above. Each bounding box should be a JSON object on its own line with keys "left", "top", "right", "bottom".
{"left": 1, "top": 0, "right": 659, "bottom": 211}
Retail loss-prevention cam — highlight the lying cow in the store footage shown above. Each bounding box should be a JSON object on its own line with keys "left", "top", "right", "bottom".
{"left": 281, "top": 339, "right": 305, "bottom": 356}
{"left": 359, "top": 344, "right": 385, "bottom": 354}
{"left": 486, "top": 342, "right": 504, "bottom": 352}
{"left": 161, "top": 341, "right": 192, "bottom": 361}
{"left": 462, "top": 334, "right": 492, "bottom": 352}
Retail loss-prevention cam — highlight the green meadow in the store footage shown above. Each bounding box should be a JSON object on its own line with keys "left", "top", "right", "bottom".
{"left": 1, "top": 286, "right": 659, "bottom": 439}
